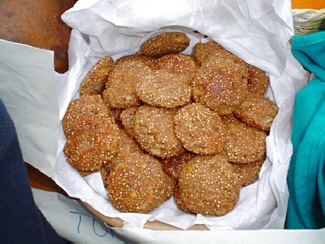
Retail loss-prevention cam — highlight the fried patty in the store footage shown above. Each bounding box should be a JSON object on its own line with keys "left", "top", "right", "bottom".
{"left": 107, "top": 153, "right": 176, "bottom": 213}
{"left": 79, "top": 56, "right": 115, "bottom": 96}
{"left": 161, "top": 150, "right": 196, "bottom": 180}
{"left": 151, "top": 53, "right": 197, "bottom": 81}
{"left": 137, "top": 32, "right": 190, "bottom": 57}
{"left": 191, "top": 55, "right": 248, "bottom": 115}
{"left": 110, "top": 129, "right": 144, "bottom": 169}
{"left": 193, "top": 40, "right": 232, "bottom": 65}
{"left": 233, "top": 94, "right": 278, "bottom": 131}
{"left": 101, "top": 130, "right": 144, "bottom": 186}
{"left": 119, "top": 105, "right": 140, "bottom": 138}
{"left": 231, "top": 156, "right": 265, "bottom": 187}
{"left": 62, "top": 95, "right": 112, "bottom": 139}
{"left": 63, "top": 115, "right": 121, "bottom": 172}
{"left": 103, "top": 56, "right": 151, "bottom": 109}
{"left": 222, "top": 115, "right": 267, "bottom": 164}
{"left": 136, "top": 54, "right": 195, "bottom": 108}
{"left": 175, "top": 154, "right": 241, "bottom": 216}
{"left": 246, "top": 63, "right": 269, "bottom": 95}
{"left": 134, "top": 105, "right": 185, "bottom": 159}
{"left": 174, "top": 102, "right": 225, "bottom": 155}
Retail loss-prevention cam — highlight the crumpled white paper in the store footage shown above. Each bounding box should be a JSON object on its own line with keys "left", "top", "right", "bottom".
{"left": 52, "top": 0, "right": 310, "bottom": 230}
{"left": 0, "top": 40, "right": 59, "bottom": 177}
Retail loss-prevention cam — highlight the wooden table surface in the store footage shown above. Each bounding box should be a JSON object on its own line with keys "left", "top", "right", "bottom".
{"left": 26, "top": 163, "right": 67, "bottom": 196}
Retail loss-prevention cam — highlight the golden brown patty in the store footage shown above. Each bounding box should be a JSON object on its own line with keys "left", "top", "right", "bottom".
{"left": 193, "top": 40, "right": 233, "bottom": 65}
{"left": 102, "top": 56, "right": 151, "bottom": 109}
{"left": 99, "top": 162, "right": 112, "bottom": 187}
{"left": 173, "top": 185, "right": 194, "bottom": 214}
{"left": 62, "top": 95, "right": 111, "bottom": 139}
{"left": 110, "top": 130, "right": 144, "bottom": 171}
{"left": 134, "top": 105, "right": 185, "bottom": 159}
{"left": 246, "top": 63, "right": 269, "bottom": 95}
{"left": 79, "top": 56, "right": 115, "bottom": 96}
{"left": 231, "top": 156, "right": 265, "bottom": 187}
{"left": 161, "top": 150, "right": 197, "bottom": 180}
{"left": 63, "top": 115, "right": 121, "bottom": 172}
{"left": 137, "top": 32, "right": 190, "bottom": 57}
{"left": 136, "top": 54, "right": 195, "bottom": 108}
{"left": 191, "top": 55, "right": 248, "bottom": 115}
{"left": 115, "top": 54, "right": 155, "bottom": 66}
{"left": 107, "top": 153, "right": 176, "bottom": 213}
{"left": 136, "top": 69, "right": 192, "bottom": 108}
{"left": 222, "top": 115, "right": 267, "bottom": 164}
{"left": 234, "top": 94, "right": 279, "bottom": 131}
{"left": 174, "top": 102, "right": 225, "bottom": 155}
{"left": 175, "top": 154, "right": 241, "bottom": 216}
{"left": 151, "top": 54, "right": 197, "bottom": 82}
{"left": 101, "top": 130, "right": 144, "bottom": 186}
{"left": 119, "top": 106, "right": 140, "bottom": 138}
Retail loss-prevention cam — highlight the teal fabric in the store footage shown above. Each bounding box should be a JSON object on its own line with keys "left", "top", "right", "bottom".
{"left": 286, "top": 31, "right": 325, "bottom": 229}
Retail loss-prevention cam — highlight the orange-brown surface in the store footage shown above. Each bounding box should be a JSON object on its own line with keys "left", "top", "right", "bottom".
{"left": 0, "top": 0, "right": 76, "bottom": 73}
{"left": 25, "top": 163, "right": 67, "bottom": 195}
{"left": 292, "top": 0, "right": 324, "bottom": 9}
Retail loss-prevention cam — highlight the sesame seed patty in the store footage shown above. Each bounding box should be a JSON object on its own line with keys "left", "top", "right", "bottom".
{"left": 176, "top": 154, "right": 241, "bottom": 216}
{"left": 174, "top": 102, "right": 225, "bottom": 155}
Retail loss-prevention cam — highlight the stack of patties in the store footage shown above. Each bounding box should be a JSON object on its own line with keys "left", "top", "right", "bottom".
{"left": 62, "top": 31, "right": 278, "bottom": 216}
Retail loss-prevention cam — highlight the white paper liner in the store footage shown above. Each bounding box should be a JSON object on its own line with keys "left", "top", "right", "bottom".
{"left": 52, "top": 0, "right": 310, "bottom": 230}
{"left": 0, "top": 40, "right": 59, "bottom": 177}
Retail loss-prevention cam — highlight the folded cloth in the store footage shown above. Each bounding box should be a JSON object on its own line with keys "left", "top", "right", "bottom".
{"left": 286, "top": 31, "right": 325, "bottom": 229}
{"left": 0, "top": 100, "right": 68, "bottom": 243}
